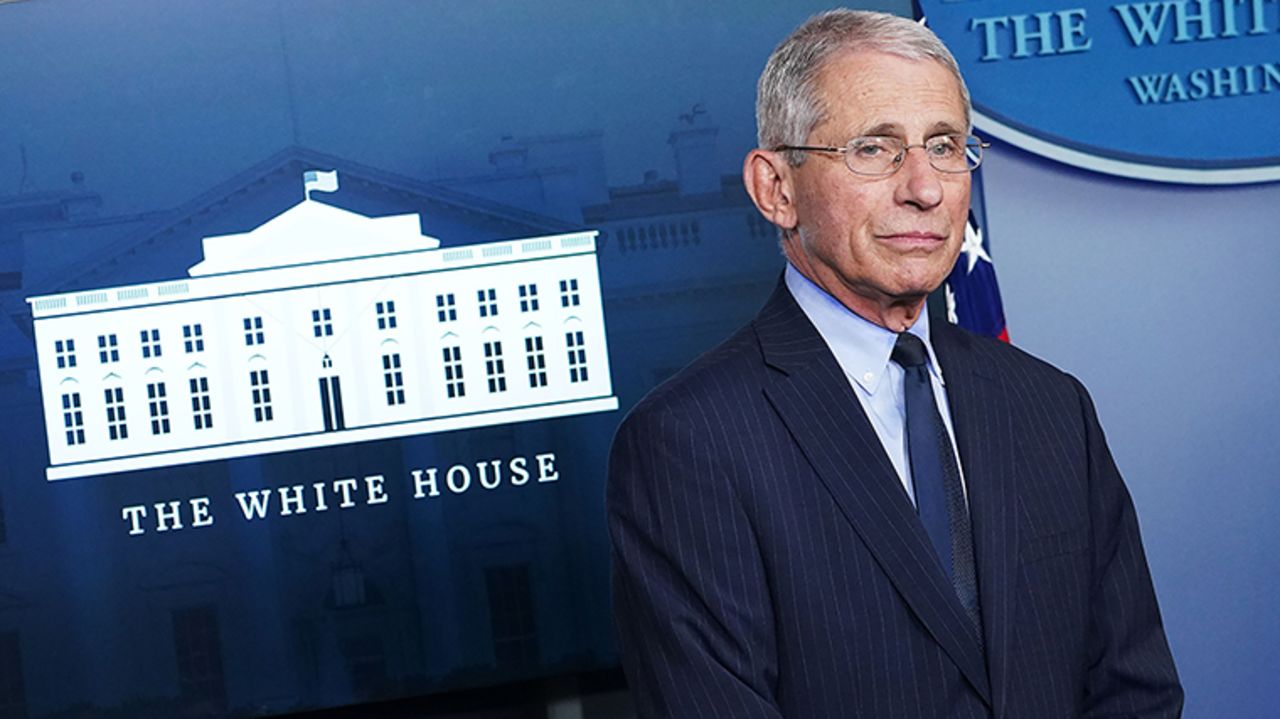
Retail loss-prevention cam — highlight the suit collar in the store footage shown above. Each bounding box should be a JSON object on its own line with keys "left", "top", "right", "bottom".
{"left": 782, "top": 264, "right": 950, "bottom": 396}
{"left": 754, "top": 279, "right": 993, "bottom": 705}
{"left": 755, "top": 276, "right": 834, "bottom": 377}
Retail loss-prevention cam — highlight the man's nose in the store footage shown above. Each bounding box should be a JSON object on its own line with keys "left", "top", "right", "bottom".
{"left": 892, "top": 147, "right": 945, "bottom": 210}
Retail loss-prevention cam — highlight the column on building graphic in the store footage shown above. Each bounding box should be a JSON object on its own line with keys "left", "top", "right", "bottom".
{"left": 26, "top": 177, "right": 616, "bottom": 480}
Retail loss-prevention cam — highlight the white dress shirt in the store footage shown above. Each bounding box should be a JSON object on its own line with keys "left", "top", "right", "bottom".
{"left": 784, "top": 264, "right": 968, "bottom": 504}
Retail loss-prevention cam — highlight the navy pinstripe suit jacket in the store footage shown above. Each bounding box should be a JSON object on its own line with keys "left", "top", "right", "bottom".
{"left": 608, "top": 280, "right": 1182, "bottom": 718}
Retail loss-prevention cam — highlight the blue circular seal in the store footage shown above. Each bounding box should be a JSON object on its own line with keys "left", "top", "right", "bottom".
{"left": 919, "top": 0, "right": 1280, "bottom": 184}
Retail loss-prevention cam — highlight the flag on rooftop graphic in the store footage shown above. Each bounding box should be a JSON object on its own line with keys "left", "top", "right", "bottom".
{"left": 304, "top": 169, "right": 339, "bottom": 197}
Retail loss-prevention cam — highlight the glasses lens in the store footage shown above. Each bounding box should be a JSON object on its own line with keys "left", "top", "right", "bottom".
{"left": 923, "top": 135, "right": 978, "bottom": 173}
{"left": 844, "top": 136, "right": 903, "bottom": 176}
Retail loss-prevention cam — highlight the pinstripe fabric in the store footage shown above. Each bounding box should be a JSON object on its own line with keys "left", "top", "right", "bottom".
{"left": 608, "top": 279, "right": 1183, "bottom": 718}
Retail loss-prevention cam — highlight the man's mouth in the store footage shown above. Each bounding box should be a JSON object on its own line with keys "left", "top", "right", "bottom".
{"left": 877, "top": 231, "right": 947, "bottom": 248}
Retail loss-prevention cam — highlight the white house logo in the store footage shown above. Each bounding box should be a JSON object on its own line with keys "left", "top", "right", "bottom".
{"left": 25, "top": 171, "right": 618, "bottom": 481}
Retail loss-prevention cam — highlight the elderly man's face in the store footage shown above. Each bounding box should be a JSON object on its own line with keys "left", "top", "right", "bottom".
{"left": 785, "top": 50, "right": 970, "bottom": 327}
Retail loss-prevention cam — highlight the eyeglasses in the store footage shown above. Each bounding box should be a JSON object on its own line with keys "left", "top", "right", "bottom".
{"left": 774, "top": 134, "right": 989, "bottom": 176}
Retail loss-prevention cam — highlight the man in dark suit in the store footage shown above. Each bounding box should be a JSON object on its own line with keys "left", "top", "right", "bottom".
{"left": 607, "top": 9, "right": 1182, "bottom": 718}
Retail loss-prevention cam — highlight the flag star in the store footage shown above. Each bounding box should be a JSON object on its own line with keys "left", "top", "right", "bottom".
{"left": 945, "top": 283, "right": 959, "bottom": 324}
{"left": 962, "top": 221, "right": 992, "bottom": 274}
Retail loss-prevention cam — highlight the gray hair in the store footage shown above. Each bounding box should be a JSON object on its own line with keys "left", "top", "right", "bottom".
{"left": 756, "top": 9, "right": 972, "bottom": 165}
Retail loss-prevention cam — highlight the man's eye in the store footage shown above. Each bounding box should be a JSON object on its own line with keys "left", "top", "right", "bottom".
{"left": 852, "top": 140, "right": 890, "bottom": 157}
{"left": 927, "top": 139, "right": 960, "bottom": 157}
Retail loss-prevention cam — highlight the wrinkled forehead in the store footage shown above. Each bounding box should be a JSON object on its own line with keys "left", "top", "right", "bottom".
{"left": 810, "top": 50, "right": 970, "bottom": 138}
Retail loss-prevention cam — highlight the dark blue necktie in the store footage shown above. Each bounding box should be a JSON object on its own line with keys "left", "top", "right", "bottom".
{"left": 891, "top": 332, "right": 982, "bottom": 635}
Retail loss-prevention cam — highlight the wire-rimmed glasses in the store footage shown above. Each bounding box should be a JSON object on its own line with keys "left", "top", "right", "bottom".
{"left": 775, "top": 134, "right": 989, "bottom": 176}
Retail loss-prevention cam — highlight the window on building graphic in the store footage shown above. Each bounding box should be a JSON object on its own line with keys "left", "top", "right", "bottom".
{"left": 0, "top": 631, "right": 28, "bottom": 719}
{"left": 559, "top": 278, "right": 580, "bottom": 307}
{"left": 54, "top": 339, "right": 76, "bottom": 369}
{"left": 382, "top": 353, "right": 405, "bottom": 405}
{"left": 436, "top": 293, "right": 457, "bottom": 322}
{"left": 140, "top": 329, "right": 162, "bottom": 359}
{"left": 172, "top": 606, "right": 228, "bottom": 715}
{"left": 183, "top": 324, "right": 204, "bottom": 353}
{"left": 443, "top": 346, "right": 465, "bottom": 398}
{"left": 249, "top": 370, "right": 273, "bottom": 422}
{"left": 525, "top": 336, "right": 547, "bottom": 388}
{"left": 330, "top": 562, "right": 367, "bottom": 609}
{"left": 341, "top": 635, "right": 388, "bottom": 699}
{"left": 190, "top": 377, "right": 213, "bottom": 430}
{"left": 104, "top": 387, "right": 128, "bottom": 440}
{"left": 147, "top": 382, "right": 171, "bottom": 435}
{"left": 376, "top": 301, "right": 397, "bottom": 330}
{"left": 312, "top": 308, "right": 333, "bottom": 337}
{"left": 243, "top": 316, "right": 264, "bottom": 346}
{"left": 519, "top": 284, "right": 539, "bottom": 312}
{"left": 566, "top": 331, "right": 588, "bottom": 383}
{"left": 484, "top": 341, "right": 507, "bottom": 393}
{"left": 61, "top": 392, "right": 85, "bottom": 446}
{"left": 485, "top": 564, "right": 539, "bottom": 669}
{"left": 97, "top": 334, "right": 119, "bottom": 364}
{"left": 478, "top": 288, "right": 498, "bottom": 318}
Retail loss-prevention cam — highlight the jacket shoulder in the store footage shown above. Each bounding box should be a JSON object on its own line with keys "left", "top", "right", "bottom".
{"left": 933, "top": 321, "right": 1096, "bottom": 428}
{"left": 622, "top": 322, "right": 767, "bottom": 428}
{"left": 936, "top": 320, "right": 1076, "bottom": 384}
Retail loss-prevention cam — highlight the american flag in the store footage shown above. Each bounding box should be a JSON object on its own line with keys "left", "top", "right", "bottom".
{"left": 945, "top": 169, "right": 1009, "bottom": 342}
{"left": 915, "top": 3, "right": 1010, "bottom": 343}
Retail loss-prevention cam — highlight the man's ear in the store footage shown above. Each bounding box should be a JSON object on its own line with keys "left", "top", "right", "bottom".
{"left": 743, "top": 149, "right": 798, "bottom": 232}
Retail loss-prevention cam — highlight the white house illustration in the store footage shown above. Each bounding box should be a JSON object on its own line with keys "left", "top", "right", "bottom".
{"left": 26, "top": 172, "right": 617, "bottom": 480}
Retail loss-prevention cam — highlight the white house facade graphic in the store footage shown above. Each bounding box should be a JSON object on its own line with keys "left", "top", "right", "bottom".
{"left": 26, "top": 176, "right": 616, "bottom": 480}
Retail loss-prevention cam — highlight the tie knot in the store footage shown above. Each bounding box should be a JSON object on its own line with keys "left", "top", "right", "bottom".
{"left": 891, "top": 332, "right": 929, "bottom": 369}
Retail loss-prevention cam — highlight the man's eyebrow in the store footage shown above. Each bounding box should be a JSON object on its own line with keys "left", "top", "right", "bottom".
{"left": 853, "top": 121, "right": 968, "bottom": 138}
{"left": 929, "top": 121, "right": 967, "bottom": 136}
{"left": 859, "top": 122, "right": 903, "bottom": 137}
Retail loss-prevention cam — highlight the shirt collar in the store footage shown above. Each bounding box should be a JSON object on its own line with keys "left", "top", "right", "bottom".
{"left": 784, "top": 263, "right": 946, "bottom": 394}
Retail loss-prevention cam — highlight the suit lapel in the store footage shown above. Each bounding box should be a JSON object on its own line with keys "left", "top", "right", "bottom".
{"left": 753, "top": 282, "right": 992, "bottom": 705}
{"left": 933, "top": 322, "right": 1020, "bottom": 718}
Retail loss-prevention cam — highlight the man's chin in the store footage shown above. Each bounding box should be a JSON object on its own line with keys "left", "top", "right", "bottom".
{"left": 887, "top": 278, "right": 947, "bottom": 302}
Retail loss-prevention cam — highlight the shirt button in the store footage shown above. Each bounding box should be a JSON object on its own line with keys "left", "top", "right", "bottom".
{"left": 863, "top": 372, "right": 874, "bottom": 383}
